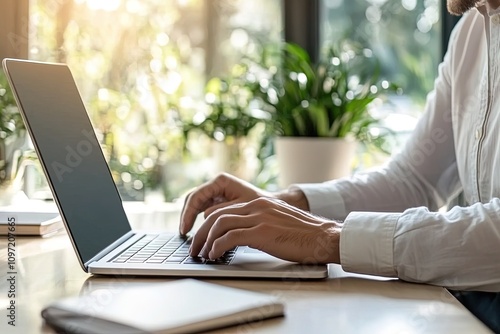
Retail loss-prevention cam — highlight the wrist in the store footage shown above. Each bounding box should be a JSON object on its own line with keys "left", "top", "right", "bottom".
{"left": 310, "top": 221, "right": 341, "bottom": 264}
{"left": 275, "top": 189, "right": 310, "bottom": 211}
{"left": 324, "top": 222, "right": 342, "bottom": 264}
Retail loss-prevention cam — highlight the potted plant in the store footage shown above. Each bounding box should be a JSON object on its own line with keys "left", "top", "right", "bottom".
{"left": 0, "top": 71, "right": 25, "bottom": 184}
{"left": 0, "top": 70, "right": 30, "bottom": 204}
{"left": 182, "top": 67, "right": 268, "bottom": 181}
{"left": 247, "top": 41, "right": 396, "bottom": 187}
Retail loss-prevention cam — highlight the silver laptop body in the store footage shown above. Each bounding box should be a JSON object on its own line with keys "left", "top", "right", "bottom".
{"left": 3, "top": 58, "right": 327, "bottom": 279}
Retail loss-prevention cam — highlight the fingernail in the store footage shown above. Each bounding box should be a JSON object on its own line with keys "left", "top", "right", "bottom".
{"left": 201, "top": 245, "right": 208, "bottom": 258}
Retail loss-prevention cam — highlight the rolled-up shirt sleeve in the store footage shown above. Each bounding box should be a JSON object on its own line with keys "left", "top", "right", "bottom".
{"left": 340, "top": 211, "right": 399, "bottom": 278}
{"left": 341, "top": 200, "right": 500, "bottom": 291}
{"left": 290, "top": 182, "right": 347, "bottom": 219}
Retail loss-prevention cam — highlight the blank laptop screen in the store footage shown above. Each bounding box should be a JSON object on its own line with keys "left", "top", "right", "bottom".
{"left": 4, "top": 60, "right": 131, "bottom": 265}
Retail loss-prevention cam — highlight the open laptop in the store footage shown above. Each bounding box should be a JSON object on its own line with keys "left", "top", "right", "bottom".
{"left": 3, "top": 58, "right": 327, "bottom": 279}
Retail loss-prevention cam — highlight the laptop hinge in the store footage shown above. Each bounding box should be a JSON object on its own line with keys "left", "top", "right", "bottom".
{"left": 84, "top": 231, "right": 136, "bottom": 269}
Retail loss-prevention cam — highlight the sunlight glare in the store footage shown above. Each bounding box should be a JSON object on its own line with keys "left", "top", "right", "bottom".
{"left": 163, "top": 72, "right": 182, "bottom": 94}
{"left": 193, "top": 112, "right": 206, "bottom": 125}
{"left": 165, "top": 56, "right": 178, "bottom": 70}
{"left": 156, "top": 33, "right": 170, "bottom": 46}
{"left": 150, "top": 59, "right": 162, "bottom": 73}
{"left": 133, "top": 180, "right": 144, "bottom": 190}
{"left": 142, "top": 158, "right": 154, "bottom": 169}
{"left": 297, "top": 73, "right": 308, "bottom": 86}
{"left": 230, "top": 29, "right": 249, "bottom": 49}
{"left": 121, "top": 172, "right": 132, "bottom": 183}
{"left": 402, "top": 0, "right": 417, "bottom": 11}
{"left": 86, "top": 0, "right": 121, "bottom": 12}
{"left": 205, "top": 93, "right": 217, "bottom": 104}
{"left": 120, "top": 155, "right": 131, "bottom": 165}
{"left": 179, "top": 96, "right": 194, "bottom": 109}
{"left": 214, "top": 130, "right": 225, "bottom": 142}
{"left": 98, "top": 88, "right": 110, "bottom": 101}
{"left": 85, "top": 55, "right": 104, "bottom": 78}
{"left": 126, "top": 0, "right": 141, "bottom": 13}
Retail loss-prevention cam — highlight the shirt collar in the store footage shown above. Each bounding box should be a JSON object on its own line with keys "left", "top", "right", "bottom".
{"left": 488, "top": 4, "right": 500, "bottom": 16}
{"left": 476, "top": 0, "right": 500, "bottom": 16}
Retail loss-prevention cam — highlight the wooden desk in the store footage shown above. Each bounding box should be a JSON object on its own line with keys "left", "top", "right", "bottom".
{"left": 0, "top": 205, "right": 492, "bottom": 333}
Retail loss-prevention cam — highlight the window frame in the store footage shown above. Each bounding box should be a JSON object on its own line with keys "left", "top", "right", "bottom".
{"left": 283, "top": 0, "right": 320, "bottom": 63}
{"left": 441, "top": 0, "right": 462, "bottom": 58}
{"left": 0, "top": 0, "right": 29, "bottom": 60}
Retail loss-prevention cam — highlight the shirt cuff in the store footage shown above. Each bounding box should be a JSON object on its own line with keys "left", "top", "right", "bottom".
{"left": 340, "top": 211, "right": 400, "bottom": 277}
{"left": 289, "top": 183, "right": 347, "bottom": 220}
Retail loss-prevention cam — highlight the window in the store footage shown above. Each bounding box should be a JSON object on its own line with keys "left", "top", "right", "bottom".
{"left": 320, "top": 0, "right": 443, "bottom": 167}
{"left": 2, "top": 1, "right": 457, "bottom": 201}
{"left": 28, "top": 0, "right": 282, "bottom": 201}
{"left": 320, "top": 0, "right": 442, "bottom": 140}
{"left": 321, "top": 0, "right": 441, "bottom": 109}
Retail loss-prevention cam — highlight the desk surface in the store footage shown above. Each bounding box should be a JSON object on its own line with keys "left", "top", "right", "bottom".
{"left": 0, "top": 205, "right": 492, "bottom": 334}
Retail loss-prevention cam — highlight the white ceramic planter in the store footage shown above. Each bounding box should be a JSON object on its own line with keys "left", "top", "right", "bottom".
{"left": 274, "top": 137, "right": 357, "bottom": 188}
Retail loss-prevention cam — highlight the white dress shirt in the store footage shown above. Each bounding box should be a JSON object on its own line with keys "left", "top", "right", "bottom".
{"left": 296, "top": 4, "right": 500, "bottom": 292}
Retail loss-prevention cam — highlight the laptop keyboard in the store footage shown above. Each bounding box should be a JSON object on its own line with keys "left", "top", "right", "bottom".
{"left": 111, "top": 234, "right": 236, "bottom": 265}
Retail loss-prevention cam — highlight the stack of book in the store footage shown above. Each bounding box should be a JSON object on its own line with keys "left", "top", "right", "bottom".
{"left": 0, "top": 206, "right": 63, "bottom": 236}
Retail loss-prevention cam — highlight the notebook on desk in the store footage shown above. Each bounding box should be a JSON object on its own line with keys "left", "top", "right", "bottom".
{"left": 42, "top": 279, "right": 284, "bottom": 334}
{"left": 2, "top": 58, "right": 327, "bottom": 279}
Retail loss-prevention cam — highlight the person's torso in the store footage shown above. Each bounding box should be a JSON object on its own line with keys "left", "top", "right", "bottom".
{"left": 451, "top": 7, "right": 500, "bottom": 204}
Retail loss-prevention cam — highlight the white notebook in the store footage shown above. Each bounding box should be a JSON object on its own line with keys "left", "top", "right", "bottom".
{"left": 42, "top": 279, "right": 284, "bottom": 333}
{"left": 0, "top": 207, "right": 63, "bottom": 236}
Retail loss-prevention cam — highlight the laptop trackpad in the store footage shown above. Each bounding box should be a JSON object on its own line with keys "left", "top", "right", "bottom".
{"left": 242, "top": 247, "right": 264, "bottom": 254}
{"left": 231, "top": 247, "right": 295, "bottom": 268}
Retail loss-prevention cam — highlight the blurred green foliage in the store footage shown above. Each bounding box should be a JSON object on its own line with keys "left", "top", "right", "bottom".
{"left": 0, "top": 71, "right": 25, "bottom": 183}
{"left": 182, "top": 74, "right": 265, "bottom": 142}
{"left": 0, "top": 71, "right": 23, "bottom": 139}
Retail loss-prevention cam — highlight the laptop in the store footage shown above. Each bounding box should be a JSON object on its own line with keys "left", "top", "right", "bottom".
{"left": 3, "top": 58, "right": 327, "bottom": 279}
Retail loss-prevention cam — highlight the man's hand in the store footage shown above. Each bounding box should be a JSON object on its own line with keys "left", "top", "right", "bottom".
{"left": 179, "top": 173, "right": 309, "bottom": 235}
{"left": 188, "top": 197, "right": 341, "bottom": 264}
